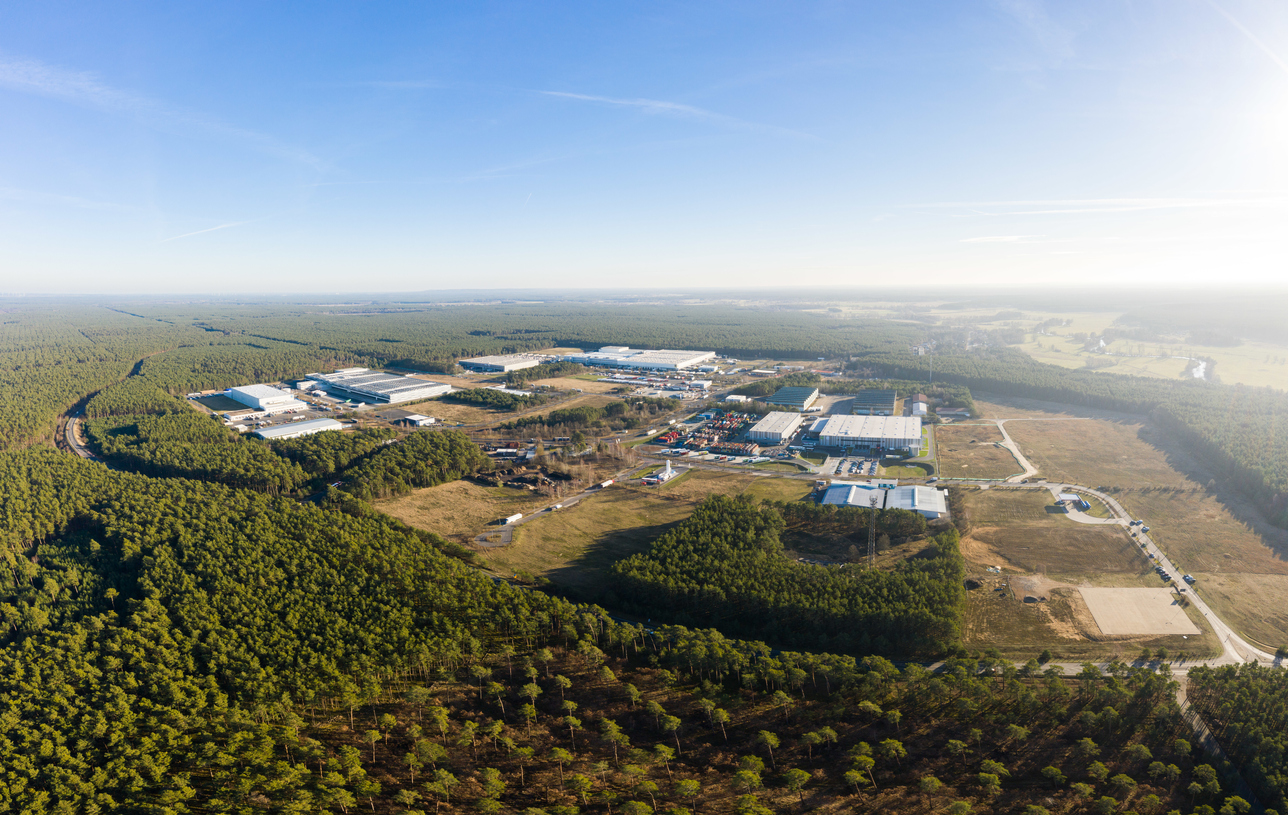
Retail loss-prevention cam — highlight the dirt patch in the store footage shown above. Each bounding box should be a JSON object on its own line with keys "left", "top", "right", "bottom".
{"left": 531, "top": 376, "right": 622, "bottom": 393}
{"left": 1080, "top": 587, "right": 1200, "bottom": 636}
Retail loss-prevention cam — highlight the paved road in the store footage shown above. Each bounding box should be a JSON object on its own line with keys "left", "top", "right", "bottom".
{"left": 995, "top": 419, "right": 1039, "bottom": 482}
{"left": 63, "top": 414, "right": 98, "bottom": 460}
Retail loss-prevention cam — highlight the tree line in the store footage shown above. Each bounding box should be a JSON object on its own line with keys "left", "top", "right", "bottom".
{"left": 610, "top": 495, "right": 965, "bottom": 657}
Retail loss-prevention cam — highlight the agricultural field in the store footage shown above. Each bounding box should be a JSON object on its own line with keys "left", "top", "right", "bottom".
{"left": 1002, "top": 409, "right": 1288, "bottom": 648}
{"left": 481, "top": 471, "right": 812, "bottom": 595}
{"left": 934, "top": 423, "right": 1022, "bottom": 479}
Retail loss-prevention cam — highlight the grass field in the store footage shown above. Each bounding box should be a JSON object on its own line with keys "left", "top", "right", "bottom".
{"left": 935, "top": 424, "right": 1022, "bottom": 479}
{"left": 958, "top": 489, "right": 1152, "bottom": 584}
{"left": 376, "top": 480, "right": 552, "bottom": 545}
{"left": 1002, "top": 410, "right": 1288, "bottom": 647}
{"left": 752, "top": 461, "right": 808, "bottom": 472}
{"left": 881, "top": 460, "right": 933, "bottom": 478}
{"left": 482, "top": 471, "right": 811, "bottom": 594}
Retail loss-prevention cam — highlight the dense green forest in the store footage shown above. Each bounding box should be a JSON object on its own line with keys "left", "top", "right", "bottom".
{"left": 503, "top": 361, "right": 588, "bottom": 386}
{"left": 0, "top": 450, "right": 1254, "bottom": 815}
{"left": 1188, "top": 664, "right": 1288, "bottom": 812}
{"left": 611, "top": 495, "right": 965, "bottom": 657}
{"left": 0, "top": 299, "right": 1284, "bottom": 812}
{"left": 500, "top": 397, "right": 678, "bottom": 434}
{"left": 443, "top": 388, "right": 548, "bottom": 411}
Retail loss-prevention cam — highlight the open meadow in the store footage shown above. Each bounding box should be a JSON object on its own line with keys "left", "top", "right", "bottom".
{"left": 375, "top": 480, "right": 553, "bottom": 545}
{"left": 1001, "top": 407, "right": 1288, "bottom": 648}
{"left": 481, "top": 470, "right": 812, "bottom": 595}
{"left": 934, "top": 423, "right": 1022, "bottom": 479}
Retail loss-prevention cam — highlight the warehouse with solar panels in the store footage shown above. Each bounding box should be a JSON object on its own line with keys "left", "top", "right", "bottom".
{"left": 306, "top": 368, "right": 452, "bottom": 404}
{"left": 851, "top": 390, "right": 898, "bottom": 415}
{"left": 763, "top": 386, "right": 820, "bottom": 410}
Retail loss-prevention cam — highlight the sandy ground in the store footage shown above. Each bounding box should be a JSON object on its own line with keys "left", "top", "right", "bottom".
{"left": 1079, "top": 587, "right": 1200, "bottom": 636}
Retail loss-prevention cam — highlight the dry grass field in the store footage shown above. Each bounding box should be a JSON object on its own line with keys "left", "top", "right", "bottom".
{"left": 531, "top": 376, "right": 621, "bottom": 393}
{"left": 958, "top": 488, "right": 1152, "bottom": 583}
{"left": 376, "top": 480, "right": 552, "bottom": 545}
{"left": 482, "top": 471, "right": 812, "bottom": 593}
{"left": 1001, "top": 408, "right": 1288, "bottom": 647}
{"left": 935, "top": 424, "right": 1022, "bottom": 479}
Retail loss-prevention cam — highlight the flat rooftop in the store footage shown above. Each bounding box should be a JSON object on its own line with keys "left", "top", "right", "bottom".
{"left": 819, "top": 415, "right": 921, "bottom": 439}
{"left": 749, "top": 411, "right": 803, "bottom": 435}
{"left": 229, "top": 384, "right": 296, "bottom": 401}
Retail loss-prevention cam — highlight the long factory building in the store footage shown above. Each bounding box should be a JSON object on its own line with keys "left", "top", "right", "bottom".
{"left": 255, "top": 418, "right": 344, "bottom": 441}
{"left": 306, "top": 368, "right": 452, "bottom": 404}
{"left": 226, "top": 384, "right": 307, "bottom": 415}
{"left": 459, "top": 353, "right": 547, "bottom": 372}
{"left": 817, "top": 415, "right": 921, "bottom": 453}
{"left": 562, "top": 346, "right": 716, "bottom": 371}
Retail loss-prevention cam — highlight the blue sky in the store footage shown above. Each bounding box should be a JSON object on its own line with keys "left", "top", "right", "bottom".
{"left": 1, "top": 1, "right": 1286, "bottom": 293}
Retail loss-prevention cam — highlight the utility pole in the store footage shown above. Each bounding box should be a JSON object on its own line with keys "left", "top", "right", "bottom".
{"left": 868, "top": 493, "right": 879, "bottom": 567}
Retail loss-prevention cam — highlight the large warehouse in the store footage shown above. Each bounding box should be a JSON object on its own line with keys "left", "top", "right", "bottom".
{"left": 459, "top": 353, "right": 547, "bottom": 372}
{"left": 851, "top": 390, "right": 898, "bottom": 415}
{"left": 226, "top": 384, "right": 307, "bottom": 415}
{"left": 822, "top": 481, "right": 948, "bottom": 519}
{"left": 307, "top": 368, "right": 452, "bottom": 404}
{"left": 763, "top": 386, "right": 820, "bottom": 411}
{"left": 563, "top": 346, "right": 716, "bottom": 371}
{"left": 747, "top": 411, "right": 804, "bottom": 444}
{"left": 817, "top": 415, "right": 921, "bottom": 453}
{"left": 255, "top": 418, "right": 343, "bottom": 440}
{"left": 884, "top": 485, "right": 949, "bottom": 519}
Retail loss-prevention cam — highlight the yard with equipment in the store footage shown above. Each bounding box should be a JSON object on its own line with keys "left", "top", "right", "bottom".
{"left": 934, "top": 423, "right": 1022, "bottom": 479}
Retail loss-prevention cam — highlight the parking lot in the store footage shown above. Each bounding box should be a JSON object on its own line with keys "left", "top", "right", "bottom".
{"left": 833, "top": 457, "right": 879, "bottom": 476}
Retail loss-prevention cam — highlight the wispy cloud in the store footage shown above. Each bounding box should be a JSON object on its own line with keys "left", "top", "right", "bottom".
{"left": 962, "top": 235, "right": 1042, "bottom": 243}
{"left": 990, "top": 0, "right": 1075, "bottom": 60}
{"left": 161, "top": 220, "right": 255, "bottom": 243}
{"left": 0, "top": 185, "right": 142, "bottom": 213}
{"left": 909, "top": 196, "right": 1288, "bottom": 216}
{"left": 1207, "top": 0, "right": 1288, "bottom": 74}
{"left": 538, "top": 90, "right": 817, "bottom": 139}
{"left": 0, "top": 55, "right": 323, "bottom": 167}
{"left": 339, "top": 79, "right": 451, "bottom": 90}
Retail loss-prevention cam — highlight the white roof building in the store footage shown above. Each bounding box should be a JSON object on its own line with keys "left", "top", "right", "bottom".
{"left": 394, "top": 414, "right": 437, "bottom": 427}
{"left": 255, "top": 418, "right": 344, "bottom": 440}
{"left": 307, "top": 369, "right": 452, "bottom": 404}
{"left": 822, "top": 481, "right": 948, "bottom": 519}
{"left": 821, "top": 482, "right": 888, "bottom": 508}
{"left": 562, "top": 346, "right": 717, "bottom": 371}
{"left": 747, "top": 411, "right": 804, "bottom": 444}
{"left": 884, "top": 485, "right": 949, "bottom": 519}
{"left": 818, "top": 415, "right": 922, "bottom": 453}
{"left": 227, "top": 384, "right": 307, "bottom": 414}
{"left": 459, "top": 354, "right": 546, "bottom": 372}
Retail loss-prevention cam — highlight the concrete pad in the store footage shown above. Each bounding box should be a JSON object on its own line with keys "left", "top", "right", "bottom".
{"left": 1079, "top": 587, "right": 1200, "bottom": 636}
